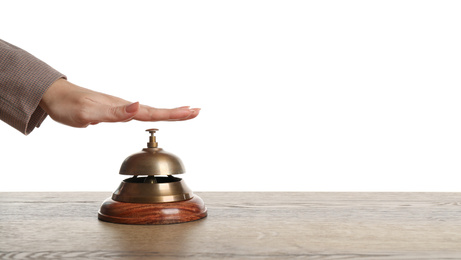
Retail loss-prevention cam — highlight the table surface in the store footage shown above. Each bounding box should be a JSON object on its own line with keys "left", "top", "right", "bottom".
{"left": 1, "top": 192, "right": 461, "bottom": 259}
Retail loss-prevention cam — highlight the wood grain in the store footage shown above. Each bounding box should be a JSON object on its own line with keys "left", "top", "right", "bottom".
{"left": 1, "top": 192, "right": 461, "bottom": 259}
{"left": 98, "top": 196, "right": 207, "bottom": 224}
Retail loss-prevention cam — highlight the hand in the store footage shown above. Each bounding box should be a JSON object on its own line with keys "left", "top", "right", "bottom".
{"left": 39, "top": 78, "right": 200, "bottom": 128}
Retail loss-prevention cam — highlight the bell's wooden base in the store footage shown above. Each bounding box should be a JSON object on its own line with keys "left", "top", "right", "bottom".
{"left": 98, "top": 195, "right": 207, "bottom": 225}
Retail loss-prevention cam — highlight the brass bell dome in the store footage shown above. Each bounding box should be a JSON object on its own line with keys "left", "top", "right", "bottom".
{"left": 119, "top": 129, "right": 185, "bottom": 176}
{"left": 112, "top": 128, "right": 192, "bottom": 204}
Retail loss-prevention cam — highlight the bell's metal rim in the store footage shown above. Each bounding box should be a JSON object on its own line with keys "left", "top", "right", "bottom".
{"left": 112, "top": 177, "right": 193, "bottom": 204}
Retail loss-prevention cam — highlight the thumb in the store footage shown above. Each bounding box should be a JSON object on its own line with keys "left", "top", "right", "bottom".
{"left": 95, "top": 102, "right": 140, "bottom": 123}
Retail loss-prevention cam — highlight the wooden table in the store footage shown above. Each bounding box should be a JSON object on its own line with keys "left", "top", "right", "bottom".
{"left": 1, "top": 192, "right": 461, "bottom": 259}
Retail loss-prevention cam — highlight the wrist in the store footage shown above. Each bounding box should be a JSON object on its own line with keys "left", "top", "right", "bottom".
{"left": 39, "top": 78, "right": 69, "bottom": 113}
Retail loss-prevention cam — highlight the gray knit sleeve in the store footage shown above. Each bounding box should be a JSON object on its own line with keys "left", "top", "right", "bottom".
{"left": 0, "top": 39, "right": 66, "bottom": 135}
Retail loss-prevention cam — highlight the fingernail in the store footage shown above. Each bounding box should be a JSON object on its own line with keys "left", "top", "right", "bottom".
{"left": 126, "top": 102, "right": 139, "bottom": 113}
{"left": 178, "top": 106, "right": 191, "bottom": 109}
{"left": 190, "top": 108, "right": 201, "bottom": 114}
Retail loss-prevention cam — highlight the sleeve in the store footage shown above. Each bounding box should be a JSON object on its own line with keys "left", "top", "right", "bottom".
{"left": 0, "top": 39, "right": 66, "bottom": 135}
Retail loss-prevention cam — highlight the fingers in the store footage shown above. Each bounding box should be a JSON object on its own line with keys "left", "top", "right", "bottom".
{"left": 80, "top": 101, "right": 199, "bottom": 126}
{"left": 134, "top": 105, "right": 201, "bottom": 121}
{"left": 82, "top": 102, "right": 140, "bottom": 124}
{"left": 169, "top": 108, "right": 201, "bottom": 121}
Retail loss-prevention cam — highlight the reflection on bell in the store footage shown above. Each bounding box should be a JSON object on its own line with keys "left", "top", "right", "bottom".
{"left": 98, "top": 128, "right": 207, "bottom": 225}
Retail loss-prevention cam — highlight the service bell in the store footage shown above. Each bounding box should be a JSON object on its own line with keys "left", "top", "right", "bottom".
{"left": 98, "top": 128, "right": 207, "bottom": 225}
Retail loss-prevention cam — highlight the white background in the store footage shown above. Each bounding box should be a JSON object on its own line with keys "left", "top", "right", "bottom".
{"left": 1, "top": 0, "right": 461, "bottom": 192}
